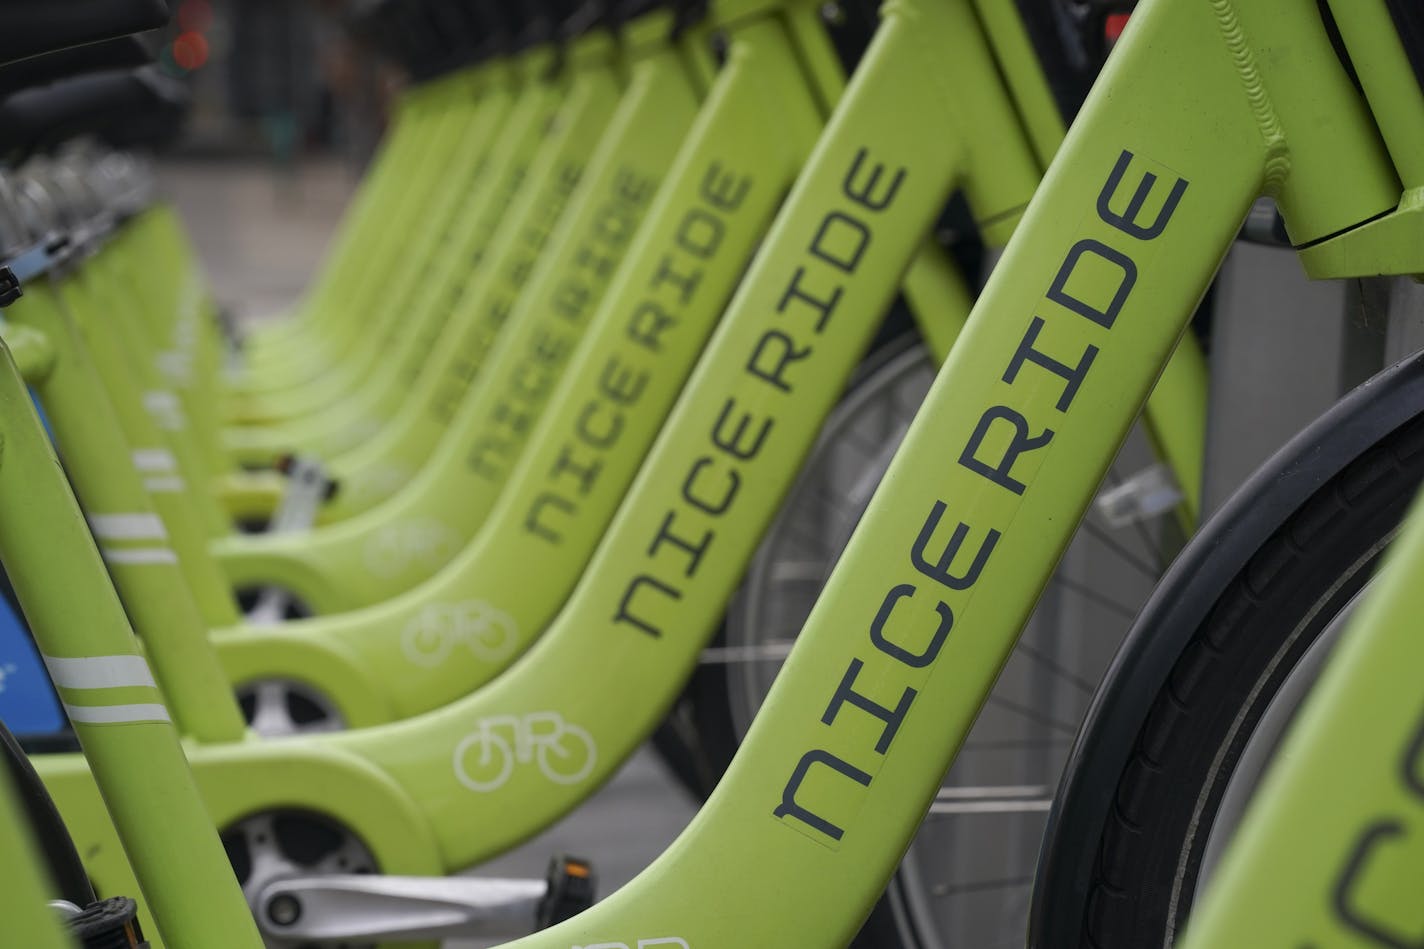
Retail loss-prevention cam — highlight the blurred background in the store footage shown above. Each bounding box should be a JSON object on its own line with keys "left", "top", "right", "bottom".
{"left": 157, "top": 0, "right": 392, "bottom": 162}
{"left": 154, "top": 0, "right": 391, "bottom": 321}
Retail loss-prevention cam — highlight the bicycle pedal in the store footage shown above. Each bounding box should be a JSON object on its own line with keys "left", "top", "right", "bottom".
{"left": 1095, "top": 463, "right": 1184, "bottom": 528}
{"left": 537, "top": 854, "right": 595, "bottom": 928}
{"left": 62, "top": 896, "right": 149, "bottom": 949}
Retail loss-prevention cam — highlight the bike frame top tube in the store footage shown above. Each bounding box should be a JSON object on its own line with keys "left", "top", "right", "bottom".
{"left": 492, "top": 0, "right": 1409, "bottom": 944}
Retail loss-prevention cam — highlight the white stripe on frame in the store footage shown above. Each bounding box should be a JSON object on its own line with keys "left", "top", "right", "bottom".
{"left": 131, "top": 449, "right": 178, "bottom": 473}
{"left": 102, "top": 548, "right": 179, "bottom": 565}
{"left": 43, "top": 654, "right": 157, "bottom": 690}
{"left": 64, "top": 703, "right": 170, "bottom": 725}
{"left": 88, "top": 514, "right": 168, "bottom": 541}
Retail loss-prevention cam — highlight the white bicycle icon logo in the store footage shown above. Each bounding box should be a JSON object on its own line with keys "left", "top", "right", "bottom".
{"left": 401, "top": 600, "right": 518, "bottom": 667}
{"left": 575, "top": 940, "right": 690, "bottom": 949}
{"left": 364, "top": 520, "right": 459, "bottom": 578}
{"left": 453, "top": 711, "right": 597, "bottom": 792}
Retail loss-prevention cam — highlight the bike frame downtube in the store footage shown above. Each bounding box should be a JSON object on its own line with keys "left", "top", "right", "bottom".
{"left": 59, "top": 259, "right": 243, "bottom": 627}
{"left": 0, "top": 344, "right": 261, "bottom": 947}
{"left": 87, "top": 234, "right": 233, "bottom": 539}
{"left": 118, "top": 207, "right": 246, "bottom": 488}
{"left": 915, "top": 0, "right": 1211, "bottom": 523}
{"left": 501, "top": 0, "right": 1400, "bottom": 943}
{"left": 6, "top": 281, "right": 247, "bottom": 743}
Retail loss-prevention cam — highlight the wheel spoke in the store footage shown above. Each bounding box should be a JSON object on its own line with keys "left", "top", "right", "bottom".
{"left": 1010, "top": 640, "right": 1098, "bottom": 695}
{"left": 928, "top": 785, "right": 1054, "bottom": 816}
{"left": 929, "top": 875, "right": 1034, "bottom": 898}
{"left": 1045, "top": 573, "right": 1140, "bottom": 621}
{"left": 249, "top": 681, "right": 297, "bottom": 737}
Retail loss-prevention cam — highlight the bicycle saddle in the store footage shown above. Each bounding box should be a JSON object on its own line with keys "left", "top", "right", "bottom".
{"left": 0, "top": 0, "right": 169, "bottom": 68}
{"left": 0, "top": 68, "right": 188, "bottom": 157}
{"left": 0, "top": 34, "right": 154, "bottom": 100}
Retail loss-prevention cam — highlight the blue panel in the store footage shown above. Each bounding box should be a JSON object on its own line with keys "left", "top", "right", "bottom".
{"left": 0, "top": 594, "right": 64, "bottom": 736}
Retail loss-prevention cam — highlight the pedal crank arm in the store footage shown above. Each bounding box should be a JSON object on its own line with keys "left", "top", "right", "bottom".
{"left": 254, "top": 855, "right": 593, "bottom": 942}
{"left": 255, "top": 873, "right": 547, "bottom": 942}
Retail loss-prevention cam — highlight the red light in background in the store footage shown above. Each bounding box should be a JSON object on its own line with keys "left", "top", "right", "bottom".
{"left": 1105, "top": 13, "right": 1131, "bottom": 43}
{"left": 172, "top": 31, "right": 210, "bottom": 71}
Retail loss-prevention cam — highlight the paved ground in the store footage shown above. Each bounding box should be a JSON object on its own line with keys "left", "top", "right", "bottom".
{"left": 162, "top": 157, "right": 359, "bottom": 323}
{"left": 157, "top": 157, "right": 701, "bottom": 945}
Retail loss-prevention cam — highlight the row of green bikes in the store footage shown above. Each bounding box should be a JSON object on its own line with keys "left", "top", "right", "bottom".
{"left": 3, "top": 0, "right": 1424, "bottom": 945}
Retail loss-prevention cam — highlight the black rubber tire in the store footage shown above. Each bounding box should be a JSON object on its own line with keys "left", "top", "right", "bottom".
{"left": 1079, "top": 410, "right": 1424, "bottom": 946}
{"left": 0, "top": 720, "right": 94, "bottom": 905}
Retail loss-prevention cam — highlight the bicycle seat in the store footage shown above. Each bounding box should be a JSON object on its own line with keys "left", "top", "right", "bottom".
{"left": 0, "top": 0, "right": 169, "bottom": 68}
{"left": 0, "top": 68, "right": 188, "bottom": 157}
{"left": 0, "top": 34, "right": 154, "bottom": 100}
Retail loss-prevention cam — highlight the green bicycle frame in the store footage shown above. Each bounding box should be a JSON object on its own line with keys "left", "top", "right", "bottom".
{"left": 5, "top": 279, "right": 246, "bottom": 743}
{"left": 487, "top": 0, "right": 1414, "bottom": 944}
{"left": 210, "top": 28, "right": 636, "bottom": 610}
{"left": 29, "top": 0, "right": 1235, "bottom": 945}
{"left": 0, "top": 328, "right": 262, "bottom": 947}
{"left": 55, "top": 253, "right": 242, "bottom": 626}
{"left": 214, "top": 2, "right": 834, "bottom": 723}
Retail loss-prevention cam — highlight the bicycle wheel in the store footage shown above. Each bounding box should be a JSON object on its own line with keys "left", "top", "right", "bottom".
{"left": 723, "top": 335, "right": 1181, "bottom": 947}
{"left": 1043, "top": 379, "right": 1424, "bottom": 947}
